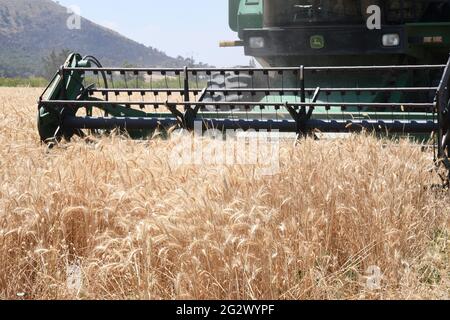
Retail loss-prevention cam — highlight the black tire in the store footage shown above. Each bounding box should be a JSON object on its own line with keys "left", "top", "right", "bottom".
{"left": 202, "top": 73, "right": 262, "bottom": 111}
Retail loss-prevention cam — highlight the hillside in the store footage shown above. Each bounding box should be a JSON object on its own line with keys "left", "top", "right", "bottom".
{"left": 0, "top": 0, "right": 196, "bottom": 77}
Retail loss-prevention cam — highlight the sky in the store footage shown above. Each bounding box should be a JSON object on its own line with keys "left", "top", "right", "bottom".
{"left": 56, "top": 0, "right": 249, "bottom": 67}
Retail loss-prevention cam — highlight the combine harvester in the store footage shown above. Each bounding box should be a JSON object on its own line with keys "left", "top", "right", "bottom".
{"left": 38, "top": 1, "right": 450, "bottom": 175}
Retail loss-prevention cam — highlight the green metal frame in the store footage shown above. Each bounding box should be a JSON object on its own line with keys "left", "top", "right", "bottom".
{"left": 229, "top": 0, "right": 263, "bottom": 34}
{"left": 38, "top": 53, "right": 90, "bottom": 141}
{"left": 38, "top": 54, "right": 444, "bottom": 142}
{"left": 229, "top": 0, "right": 450, "bottom": 62}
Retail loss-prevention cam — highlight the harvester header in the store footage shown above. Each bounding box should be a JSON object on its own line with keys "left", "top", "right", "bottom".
{"left": 38, "top": 54, "right": 450, "bottom": 163}
{"left": 38, "top": 0, "right": 450, "bottom": 178}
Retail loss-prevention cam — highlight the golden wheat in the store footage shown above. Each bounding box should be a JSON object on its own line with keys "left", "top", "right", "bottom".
{"left": 0, "top": 87, "right": 448, "bottom": 300}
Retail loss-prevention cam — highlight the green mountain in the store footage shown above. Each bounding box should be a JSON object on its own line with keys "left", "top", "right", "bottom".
{"left": 0, "top": 0, "right": 197, "bottom": 77}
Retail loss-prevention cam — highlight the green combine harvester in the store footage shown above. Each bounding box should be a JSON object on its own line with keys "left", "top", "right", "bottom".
{"left": 38, "top": 1, "right": 450, "bottom": 173}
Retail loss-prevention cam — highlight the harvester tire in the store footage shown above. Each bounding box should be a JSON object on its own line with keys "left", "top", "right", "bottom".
{"left": 202, "top": 73, "right": 262, "bottom": 111}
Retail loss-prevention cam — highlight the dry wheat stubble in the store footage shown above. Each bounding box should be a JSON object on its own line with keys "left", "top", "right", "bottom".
{"left": 0, "top": 87, "right": 448, "bottom": 300}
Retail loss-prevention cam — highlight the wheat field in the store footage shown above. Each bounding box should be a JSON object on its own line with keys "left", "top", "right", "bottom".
{"left": 0, "top": 87, "right": 448, "bottom": 300}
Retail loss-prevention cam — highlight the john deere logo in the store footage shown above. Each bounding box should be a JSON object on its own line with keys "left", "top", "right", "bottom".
{"left": 310, "top": 35, "right": 325, "bottom": 49}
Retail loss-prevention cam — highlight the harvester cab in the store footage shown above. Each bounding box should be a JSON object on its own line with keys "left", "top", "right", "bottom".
{"left": 38, "top": 0, "right": 450, "bottom": 176}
